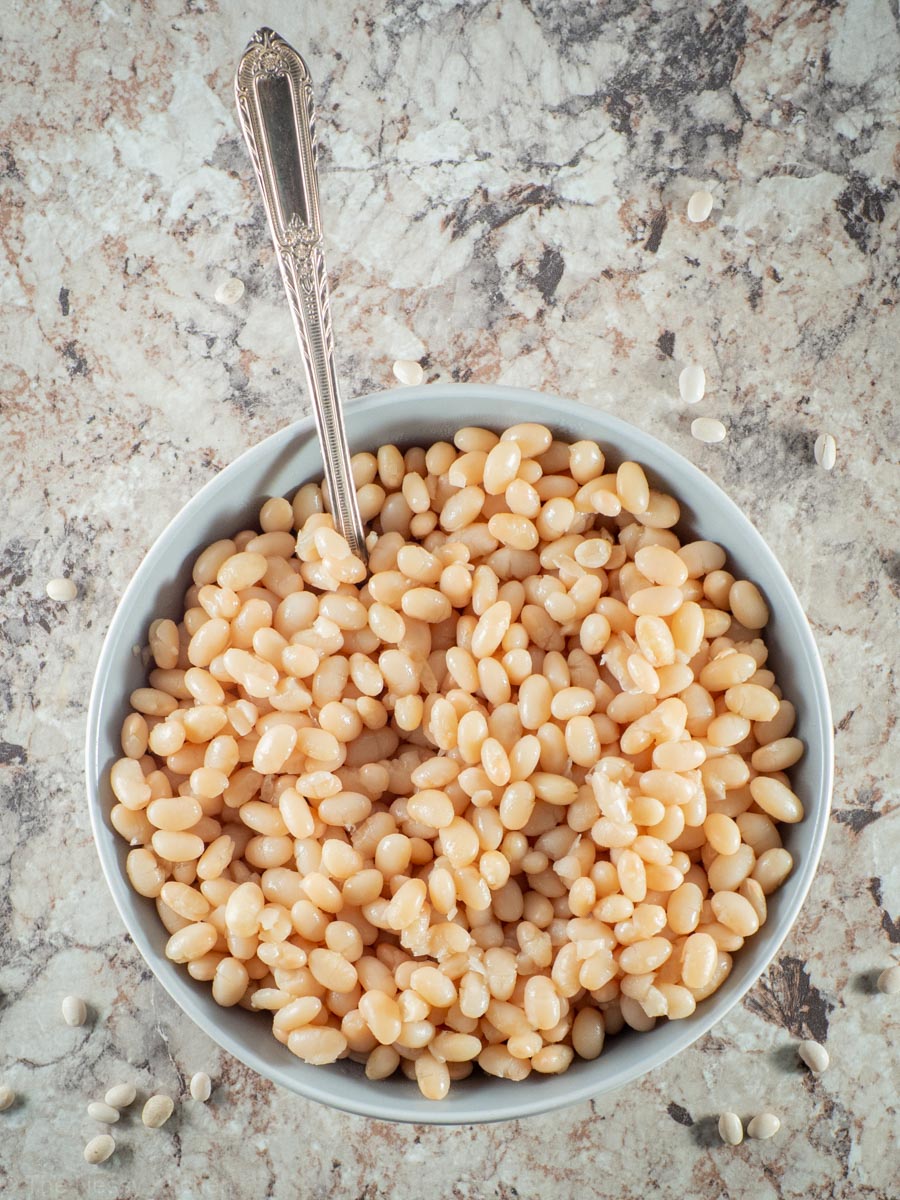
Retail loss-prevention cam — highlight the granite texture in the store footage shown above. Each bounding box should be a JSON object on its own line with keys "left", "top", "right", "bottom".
{"left": 1, "top": 0, "right": 899, "bottom": 1196}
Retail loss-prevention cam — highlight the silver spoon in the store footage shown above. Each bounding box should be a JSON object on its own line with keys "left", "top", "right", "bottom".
{"left": 234, "top": 27, "right": 366, "bottom": 561}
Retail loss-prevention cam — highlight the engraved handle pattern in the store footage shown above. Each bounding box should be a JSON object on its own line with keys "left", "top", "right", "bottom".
{"left": 235, "top": 27, "right": 366, "bottom": 561}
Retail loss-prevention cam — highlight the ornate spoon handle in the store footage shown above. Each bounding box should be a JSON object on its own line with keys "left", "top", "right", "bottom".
{"left": 235, "top": 27, "right": 366, "bottom": 561}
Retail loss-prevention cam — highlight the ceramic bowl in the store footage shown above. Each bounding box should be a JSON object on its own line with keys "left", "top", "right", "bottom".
{"left": 86, "top": 383, "right": 832, "bottom": 1124}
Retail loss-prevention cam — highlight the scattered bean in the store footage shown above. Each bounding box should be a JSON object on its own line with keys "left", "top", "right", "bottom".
{"left": 214, "top": 277, "right": 245, "bottom": 305}
{"left": 687, "top": 190, "right": 714, "bottom": 223}
{"left": 691, "top": 417, "right": 726, "bottom": 444}
{"left": 189, "top": 1072, "right": 212, "bottom": 1102}
{"left": 718, "top": 1111, "right": 743, "bottom": 1145}
{"left": 46, "top": 577, "right": 77, "bottom": 602}
{"left": 105, "top": 1083, "right": 137, "bottom": 1109}
{"left": 679, "top": 364, "right": 706, "bottom": 404}
{"left": 87, "top": 1101, "right": 120, "bottom": 1124}
{"left": 747, "top": 1112, "right": 781, "bottom": 1140}
{"left": 62, "top": 996, "right": 87, "bottom": 1027}
{"left": 83, "top": 1134, "right": 116, "bottom": 1164}
{"left": 876, "top": 965, "right": 900, "bottom": 994}
{"left": 141, "top": 1094, "right": 175, "bottom": 1128}
{"left": 798, "top": 1040, "right": 829, "bottom": 1072}
{"left": 814, "top": 433, "right": 836, "bottom": 471}
{"left": 392, "top": 359, "right": 424, "bottom": 386}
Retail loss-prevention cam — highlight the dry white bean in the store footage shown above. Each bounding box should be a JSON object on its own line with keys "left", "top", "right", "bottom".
{"left": 83, "top": 1134, "right": 116, "bottom": 1164}
{"left": 687, "top": 190, "right": 714, "bottom": 223}
{"left": 691, "top": 417, "right": 726, "bottom": 444}
{"left": 747, "top": 1112, "right": 781, "bottom": 1140}
{"left": 62, "top": 995, "right": 87, "bottom": 1026}
{"left": 112, "top": 419, "right": 806, "bottom": 1104}
{"left": 798, "top": 1040, "right": 829, "bottom": 1072}
{"left": 718, "top": 1111, "right": 743, "bottom": 1145}
{"left": 876, "top": 965, "right": 900, "bottom": 994}
{"left": 46, "top": 577, "right": 77, "bottom": 602}
{"left": 814, "top": 433, "right": 836, "bottom": 471}
{"left": 105, "top": 1083, "right": 137, "bottom": 1109}
{"left": 87, "top": 1101, "right": 120, "bottom": 1124}
{"left": 0, "top": 1085, "right": 15, "bottom": 1111}
{"left": 142, "top": 1094, "right": 175, "bottom": 1128}
{"left": 392, "top": 359, "right": 424, "bottom": 386}
{"left": 215, "top": 277, "right": 245, "bottom": 305}
{"left": 189, "top": 1071, "right": 213, "bottom": 1102}
{"left": 679, "top": 364, "right": 706, "bottom": 404}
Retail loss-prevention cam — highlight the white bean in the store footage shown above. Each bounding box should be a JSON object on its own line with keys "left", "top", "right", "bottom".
{"left": 679, "top": 364, "right": 706, "bottom": 404}
{"left": 691, "top": 417, "right": 726, "bottom": 444}
{"left": 87, "top": 1101, "right": 120, "bottom": 1124}
{"left": 717, "top": 1111, "right": 743, "bottom": 1145}
{"left": 813, "top": 433, "right": 836, "bottom": 471}
{"left": 876, "top": 965, "right": 900, "bottom": 994}
{"left": 686, "top": 190, "right": 714, "bottom": 223}
{"left": 83, "top": 1134, "right": 116, "bottom": 1163}
{"left": 392, "top": 359, "right": 424, "bottom": 386}
{"left": 215, "top": 277, "right": 245, "bottom": 305}
{"left": 105, "top": 1083, "right": 137, "bottom": 1108}
{"left": 142, "top": 1094, "right": 175, "bottom": 1128}
{"left": 46, "top": 577, "right": 77, "bottom": 602}
{"left": 189, "top": 1071, "right": 213, "bottom": 1102}
{"left": 746, "top": 1112, "right": 780, "bottom": 1140}
{"left": 0, "top": 1084, "right": 15, "bottom": 1111}
{"left": 62, "top": 995, "right": 87, "bottom": 1026}
{"left": 798, "top": 1040, "right": 829, "bottom": 1072}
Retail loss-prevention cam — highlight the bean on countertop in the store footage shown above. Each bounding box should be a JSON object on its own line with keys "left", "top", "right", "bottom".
{"left": 62, "top": 996, "right": 87, "bottom": 1027}
{"left": 717, "top": 1111, "right": 743, "bottom": 1145}
{"left": 141, "top": 1094, "right": 175, "bottom": 1128}
{"left": 83, "top": 1134, "right": 116, "bottom": 1164}
{"left": 87, "top": 1101, "right": 120, "bottom": 1124}
{"left": 747, "top": 1112, "right": 781, "bottom": 1140}
{"left": 105, "top": 1083, "right": 137, "bottom": 1108}
{"left": 798, "top": 1040, "right": 829, "bottom": 1072}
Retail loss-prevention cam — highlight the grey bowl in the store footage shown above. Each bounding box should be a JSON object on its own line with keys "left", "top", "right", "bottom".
{"left": 86, "top": 383, "right": 833, "bottom": 1124}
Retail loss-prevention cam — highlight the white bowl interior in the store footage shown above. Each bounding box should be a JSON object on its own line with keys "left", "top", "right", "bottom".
{"left": 86, "top": 384, "right": 832, "bottom": 1124}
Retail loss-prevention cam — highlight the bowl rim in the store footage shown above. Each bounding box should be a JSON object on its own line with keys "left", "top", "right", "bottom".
{"left": 86, "top": 381, "right": 833, "bottom": 1124}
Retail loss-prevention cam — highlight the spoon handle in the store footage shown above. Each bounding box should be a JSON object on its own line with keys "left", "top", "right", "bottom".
{"left": 235, "top": 27, "right": 366, "bottom": 561}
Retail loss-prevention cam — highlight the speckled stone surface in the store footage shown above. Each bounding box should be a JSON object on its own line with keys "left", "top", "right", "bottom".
{"left": 1, "top": 1, "right": 898, "bottom": 1196}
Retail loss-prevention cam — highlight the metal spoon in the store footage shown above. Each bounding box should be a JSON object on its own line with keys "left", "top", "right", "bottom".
{"left": 234, "top": 27, "right": 366, "bottom": 561}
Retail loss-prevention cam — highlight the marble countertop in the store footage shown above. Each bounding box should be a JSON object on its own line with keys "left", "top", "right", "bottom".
{"left": 1, "top": 1, "right": 898, "bottom": 1196}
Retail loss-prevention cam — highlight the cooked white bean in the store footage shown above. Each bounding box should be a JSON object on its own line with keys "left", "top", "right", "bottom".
{"left": 112, "top": 421, "right": 805, "bottom": 1102}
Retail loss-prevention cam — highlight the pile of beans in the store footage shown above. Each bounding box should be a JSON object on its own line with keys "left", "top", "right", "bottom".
{"left": 109, "top": 422, "right": 803, "bottom": 1100}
